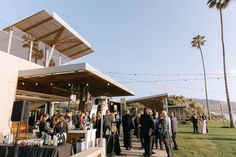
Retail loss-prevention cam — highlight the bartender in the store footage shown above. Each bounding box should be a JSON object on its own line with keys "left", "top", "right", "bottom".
{"left": 39, "top": 114, "right": 50, "bottom": 137}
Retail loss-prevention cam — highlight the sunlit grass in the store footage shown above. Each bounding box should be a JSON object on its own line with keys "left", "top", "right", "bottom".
{"left": 175, "top": 120, "right": 236, "bottom": 157}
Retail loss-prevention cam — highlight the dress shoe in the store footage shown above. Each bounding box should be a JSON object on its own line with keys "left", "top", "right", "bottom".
{"left": 143, "top": 154, "right": 151, "bottom": 157}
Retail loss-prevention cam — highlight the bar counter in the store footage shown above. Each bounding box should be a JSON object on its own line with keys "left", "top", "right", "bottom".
{"left": 0, "top": 143, "right": 74, "bottom": 157}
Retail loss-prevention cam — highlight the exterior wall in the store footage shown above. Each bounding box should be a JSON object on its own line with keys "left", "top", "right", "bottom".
{"left": 0, "top": 50, "right": 43, "bottom": 135}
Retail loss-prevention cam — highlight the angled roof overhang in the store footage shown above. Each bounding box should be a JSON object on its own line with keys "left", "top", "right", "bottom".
{"left": 17, "top": 63, "right": 134, "bottom": 101}
{"left": 127, "top": 93, "right": 168, "bottom": 110}
{"left": 4, "top": 10, "right": 93, "bottom": 59}
{"left": 127, "top": 93, "right": 168, "bottom": 103}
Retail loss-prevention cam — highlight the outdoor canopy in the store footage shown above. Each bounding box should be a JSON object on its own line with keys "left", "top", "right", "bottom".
{"left": 17, "top": 63, "right": 134, "bottom": 102}
{"left": 4, "top": 10, "right": 93, "bottom": 59}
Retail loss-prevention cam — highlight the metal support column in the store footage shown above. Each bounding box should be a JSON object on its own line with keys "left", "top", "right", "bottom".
{"left": 7, "top": 27, "right": 13, "bottom": 54}
{"left": 29, "top": 41, "right": 33, "bottom": 61}
{"left": 44, "top": 103, "right": 48, "bottom": 114}
{"left": 46, "top": 45, "right": 55, "bottom": 67}
{"left": 50, "top": 102, "right": 54, "bottom": 117}
{"left": 59, "top": 53, "right": 62, "bottom": 66}
{"left": 163, "top": 97, "right": 168, "bottom": 112}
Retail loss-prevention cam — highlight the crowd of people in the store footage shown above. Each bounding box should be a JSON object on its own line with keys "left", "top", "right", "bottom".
{"left": 30, "top": 108, "right": 179, "bottom": 157}
{"left": 122, "top": 108, "right": 178, "bottom": 157}
{"left": 31, "top": 109, "right": 121, "bottom": 142}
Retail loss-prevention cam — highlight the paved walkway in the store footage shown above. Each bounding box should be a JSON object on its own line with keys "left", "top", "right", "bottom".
{"left": 115, "top": 135, "right": 167, "bottom": 157}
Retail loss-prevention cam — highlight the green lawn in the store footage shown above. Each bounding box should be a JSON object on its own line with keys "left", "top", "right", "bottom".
{"left": 175, "top": 120, "right": 236, "bottom": 157}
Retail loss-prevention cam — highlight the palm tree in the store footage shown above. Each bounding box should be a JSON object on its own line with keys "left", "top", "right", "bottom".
{"left": 207, "top": 0, "right": 235, "bottom": 127}
{"left": 22, "top": 34, "right": 44, "bottom": 63}
{"left": 191, "top": 35, "right": 211, "bottom": 120}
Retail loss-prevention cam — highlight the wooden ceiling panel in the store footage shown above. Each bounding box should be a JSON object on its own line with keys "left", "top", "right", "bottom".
{"left": 4, "top": 10, "right": 93, "bottom": 59}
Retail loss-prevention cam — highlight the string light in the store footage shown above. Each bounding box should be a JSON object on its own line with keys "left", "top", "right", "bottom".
{"left": 104, "top": 71, "right": 236, "bottom": 76}
{"left": 116, "top": 76, "right": 236, "bottom": 84}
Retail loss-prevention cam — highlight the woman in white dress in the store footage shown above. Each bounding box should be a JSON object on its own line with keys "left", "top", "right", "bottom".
{"left": 202, "top": 114, "right": 207, "bottom": 134}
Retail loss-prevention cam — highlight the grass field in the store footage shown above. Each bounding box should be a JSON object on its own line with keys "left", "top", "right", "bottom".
{"left": 174, "top": 120, "right": 236, "bottom": 157}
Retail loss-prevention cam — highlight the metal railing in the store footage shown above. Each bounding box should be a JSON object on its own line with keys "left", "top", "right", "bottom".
{"left": 0, "top": 27, "right": 72, "bottom": 67}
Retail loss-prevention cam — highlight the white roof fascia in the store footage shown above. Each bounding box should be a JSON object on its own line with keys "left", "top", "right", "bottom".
{"left": 127, "top": 93, "right": 168, "bottom": 102}
{"left": 52, "top": 12, "right": 92, "bottom": 49}
{"left": 19, "top": 63, "right": 86, "bottom": 78}
{"left": 85, "top": 63, "right": 135, "bottom": 95}
{"left": 18, "top": 62, "right": 134, "bottom": 95}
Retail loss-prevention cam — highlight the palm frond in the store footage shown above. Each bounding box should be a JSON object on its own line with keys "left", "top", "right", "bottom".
{"left": 191, "top": 35, "right": 206, "bottom": 49}
{"left": 207, "top": 0, "right": 217, "bottom": 8}
{"left": 208, "top": 0, "right": 230, "bottom": 9}
{"left": 222, "top": 0, "right": 230, "bottom": 9}
{"left": 216, "top": 1, "right": 222, "bottom": 9}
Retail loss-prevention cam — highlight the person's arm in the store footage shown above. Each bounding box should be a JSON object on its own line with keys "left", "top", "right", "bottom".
{"left": 53, "top": 124, "right": 58, "bottom": 134}
{"left": 139, "top": 115, "right": 143, "bottom": 126}
{"left": 150, "top": 116, "right": 155, "bottom": 129}
{"left": 122, "top": 116, "right": 125, "bottom": 125}
{"left": 131, "top": 116, "right": 136, "bottom": 129}
{"left": 162, "top": 118, "right": 168, "bottom": 137}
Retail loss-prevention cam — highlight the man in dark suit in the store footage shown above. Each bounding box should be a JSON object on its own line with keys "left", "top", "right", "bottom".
{"left": 140, "top": 108, "right": 155, "bottom": 157}
{"left": 152, "top": 110, "right": 163, "bottom": 150}
{"left": 191, "top": 113, "right": 198, "bottom": 133}
{"left": 122, "top": 110, "right": 131, "bottom": 150}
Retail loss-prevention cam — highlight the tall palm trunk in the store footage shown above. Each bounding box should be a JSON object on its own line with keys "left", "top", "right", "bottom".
{"left": 219, "top": 8, "right": 235, "bottom": 128}
{"left": 199, "top": 47, "right": 211, "bottom": 120}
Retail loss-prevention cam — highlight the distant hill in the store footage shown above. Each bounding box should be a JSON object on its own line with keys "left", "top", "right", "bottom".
{"left": 191, "top": 98, "right": 236, "bottom": 115}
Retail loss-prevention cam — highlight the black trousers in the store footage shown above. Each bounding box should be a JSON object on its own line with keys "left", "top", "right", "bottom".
{"left": 140, "top": 134, "right": 144, "bottom": 147}
{"left": 116, "top": 122, "right": 121, "bottom": 135}
{"left": 193, "top": 124, "right": 198, "bottom": 133}
{"left": 153, "top": 132, "right": 163, "bottom": 149}
{"left": 123, "top": 130, "right": 131, "bottom": 149}
{"left": 143, "top": 135, "right": 153, "bottom": 156}
{"left": 105, "top": 134, "right": 121, "bottom": 156}
{"left": 140, "top": 129, "right": 144, "bottom": 147}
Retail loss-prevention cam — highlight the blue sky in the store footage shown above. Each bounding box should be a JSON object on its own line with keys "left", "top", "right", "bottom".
{"left": 1, "top": 0, "right": 236, "bottom": 102}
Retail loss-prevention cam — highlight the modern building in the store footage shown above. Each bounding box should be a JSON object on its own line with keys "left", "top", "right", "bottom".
{"left": 0, "top": 10, "right": 134, "bottom": 135}
{"left": 127, "top": 94, "right": 188, "bottom": 119}
{"left": 127, "top": 93, "right": 168, "bottom": 113}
